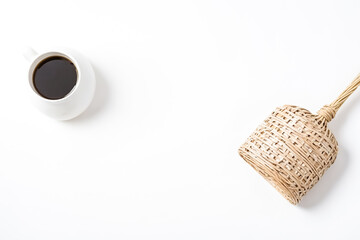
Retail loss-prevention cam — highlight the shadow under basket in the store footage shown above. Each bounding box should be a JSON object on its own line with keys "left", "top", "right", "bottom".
{"left": 239, "top": 105, "right": 338, "bottom": 205}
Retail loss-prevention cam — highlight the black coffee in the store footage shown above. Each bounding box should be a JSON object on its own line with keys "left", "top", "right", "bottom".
{"left": 33, "top": 56, "right": 77, "bottom": 100}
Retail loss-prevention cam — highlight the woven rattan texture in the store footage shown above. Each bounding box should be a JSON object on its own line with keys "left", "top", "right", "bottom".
{"left": 239, "top": 105, "right": 338, "bottom": 204}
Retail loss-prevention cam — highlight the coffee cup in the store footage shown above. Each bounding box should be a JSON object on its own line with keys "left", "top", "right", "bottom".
{"left": 23, "top": 47, "right": 96, "bottom": 120}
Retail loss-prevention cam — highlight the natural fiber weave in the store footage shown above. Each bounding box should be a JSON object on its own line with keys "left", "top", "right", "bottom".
{"left": 239, "top": 74, "right": 360, "bottom": 204}
{"left": 239, "top": 105, "right": 338, "bottom": 204}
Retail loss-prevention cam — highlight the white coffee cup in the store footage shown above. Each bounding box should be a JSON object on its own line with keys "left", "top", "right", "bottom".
{"left": 23, "top": 47, "right": 96, "bottom": 120}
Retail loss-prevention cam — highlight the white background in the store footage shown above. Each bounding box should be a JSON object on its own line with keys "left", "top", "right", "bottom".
{"left": 1, "top": 0, "right": 360, "bottom": 239}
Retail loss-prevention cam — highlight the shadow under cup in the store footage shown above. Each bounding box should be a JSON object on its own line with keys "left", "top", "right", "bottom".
{"left": 30, "top": 53, "right": 78, "bottom": 100}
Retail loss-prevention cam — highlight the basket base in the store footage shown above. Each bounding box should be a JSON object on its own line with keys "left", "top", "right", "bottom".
{"left": 239, "top": 105, "right": 338, "bottom": 204}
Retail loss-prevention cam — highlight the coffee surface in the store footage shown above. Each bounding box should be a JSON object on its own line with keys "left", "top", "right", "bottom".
{"left": 33, "top": 56, "right": 77, "bottom": 100}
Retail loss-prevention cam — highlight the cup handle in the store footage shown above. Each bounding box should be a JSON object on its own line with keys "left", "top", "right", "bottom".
{"left": 23, "top": 46, "right": 37, "bottom": 62}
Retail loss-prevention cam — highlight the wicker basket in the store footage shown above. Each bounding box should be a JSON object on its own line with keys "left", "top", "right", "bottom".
{"left": 238, "top": 75, "right": 360, "bottom": 204}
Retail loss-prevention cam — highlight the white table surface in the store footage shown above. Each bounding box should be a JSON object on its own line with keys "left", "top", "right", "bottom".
{"left": 1, "top": 0, "right": 360, "bottom": 239}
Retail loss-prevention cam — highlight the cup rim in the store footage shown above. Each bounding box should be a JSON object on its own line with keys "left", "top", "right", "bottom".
{"left": 28, "top": 51, "right": 81, "bottom": 102}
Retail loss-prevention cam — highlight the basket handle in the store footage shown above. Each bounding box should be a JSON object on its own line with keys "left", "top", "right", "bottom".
{"left": 317, "top": 74, "right": 360, "bottom": 122}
